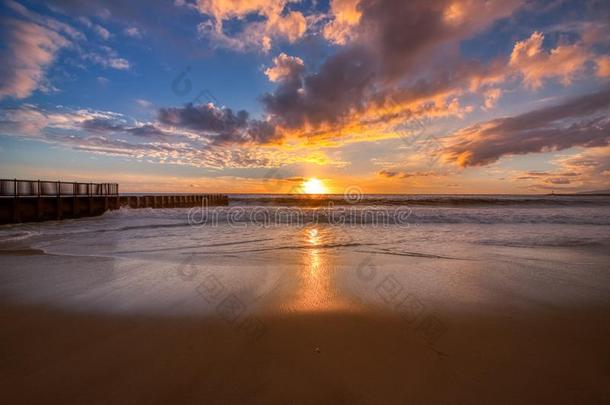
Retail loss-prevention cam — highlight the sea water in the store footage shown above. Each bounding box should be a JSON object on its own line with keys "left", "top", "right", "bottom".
{"left": 1, "top": 194, "right": 609, "bottom": 315}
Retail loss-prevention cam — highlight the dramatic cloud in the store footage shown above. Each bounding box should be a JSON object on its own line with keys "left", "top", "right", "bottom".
{"left": 0, "top": 105, "right": 122, "bottom": 137}
{"left": 0, "top": 105, "right": 56, "bottom": 136}
{"left": 557, "top": 147, "right": 610, "bottom": 187}
{"left": 514, "top": 170, "right": 581, "bottom": 186}
{"left": 511, "top": 145, "right": 610, "bottom": 191}
{"left": 444, "top": 87, "right": 610, "bottom": 167}
{"left": 322, "top": 0, "right": 362, "bottom": 45}
{"left": 265, "top": 53, "right": 304, "bottom": 82}
{"left": 483, "top": 88, "right": 502, "bottom": 110}
{"left": 256, "top": 1, "right": 609, "bottom": 151}
{"left": 597, "top": 56, "right": 610, "bottom": 77}
{"left": 159, "top": 103, "right": 248, "bottom": 133}
{"left": 262, "top": 0, "right": 522, "bottom": 136}
{"left": 2, "top": 0, "right": 609, "bottom": 192}
{"left": 158, "top": 103, "right": 281, "bottom": 145}
{"left": 509, "top": 31, "right": 591, "bottom": 89}
{"left": 0, "top": 2, "right": 134, "bottom": 100}
{"left": 378, "top": 170, "right": 437, "bottom": 179}
{"left": 262, "top": 45, "right": 375, "bottom": 131}
{"left": 0, "top": 105, "right": 329, "bottom": 169}
{"left": 0, "top": 17, "right": 70, "bottom": 100}
{"left": 193, "top": 0, "right": 307, "bottom": 52}
{"left": 80, "top": 118, "right": 178, "bottom": 142}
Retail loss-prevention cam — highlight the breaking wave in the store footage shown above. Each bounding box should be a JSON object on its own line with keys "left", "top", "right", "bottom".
{"left": 229, "top": 194, "right": 610, "bottom": 207}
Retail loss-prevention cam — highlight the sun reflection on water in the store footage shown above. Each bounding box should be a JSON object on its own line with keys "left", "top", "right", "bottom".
{"left": 307, "top": 228, "right": 321, "bottom": 275}
{"left": 284, "top": 226, "right": 354, "bottom": 313}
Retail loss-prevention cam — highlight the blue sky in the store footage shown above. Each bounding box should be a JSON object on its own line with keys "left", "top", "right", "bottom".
{"left": 1, "top": 0, "right": 609, "bottom": 193}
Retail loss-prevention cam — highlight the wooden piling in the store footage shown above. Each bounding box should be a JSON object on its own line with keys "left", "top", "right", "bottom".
{"left": 1, "top": 178, "right": 228, "bottom": 224}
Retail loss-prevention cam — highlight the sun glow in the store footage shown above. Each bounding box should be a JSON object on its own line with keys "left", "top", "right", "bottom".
{"left": 302, "top": 178, "right": 328, "bottom": 194}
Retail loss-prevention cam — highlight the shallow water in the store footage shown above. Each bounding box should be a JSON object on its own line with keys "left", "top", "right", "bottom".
{"left": 1, "top": 195, "right": 609, "bottom": 317}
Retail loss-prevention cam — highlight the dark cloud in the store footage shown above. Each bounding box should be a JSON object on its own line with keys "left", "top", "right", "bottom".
{"left": 0, "top": 104, "right": 296, "bottom": 170}
{"left": 81, "top": 118, "right": 170, "bottom": 139}
{"left": 544, "top": 177, "right": 571, "bottom": 184}
{"left": 158, "top": 103, "right": 249, "bottom": 133}
{"left": 517, "top": 171, "right": 581, "bottom": 179}
{"left": 445, "top": 87, "right": 610, "bottom": 166}
{"left": 48, "top": 0, "right": 522, "bottom": 148}
{"left": 262, "top": 46, "right": 376, "bottom": 129}
{"left": 535, "top": 146, "right": 610, "bottom": 191}
{"left": 80, "top": 104, "right": 281, "bottom": 146}
{"left": 81, "top": 117, "right": 124, "bottom": 132}
{"left": 378, "top": 170, "right": 436, "bottom": 178}
{"left": 158, "top": 103, "right": 281, "bottom": 145}
{"left": 246, "top": 120, "right": 280, "bottom": 144}
{"left": 515, "top": 171, "right": 582, "bottom": 184}
{"left": 127, "top": 124, "right": 168, "bottom": 138}
{"left": 378, "top": 170, "right": 399, "bottom": 177}
{"left": 262, "top": 0, "right": 521, "bottom": 131}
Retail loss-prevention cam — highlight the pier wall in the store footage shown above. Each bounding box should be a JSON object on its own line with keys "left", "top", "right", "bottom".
{"left": 0, "top": 194, "right": 228, "bottom": 224}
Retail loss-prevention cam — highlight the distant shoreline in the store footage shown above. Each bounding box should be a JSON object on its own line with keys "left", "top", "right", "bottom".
{"left": 549, "top": 193, "right": 610, "bottom": 196}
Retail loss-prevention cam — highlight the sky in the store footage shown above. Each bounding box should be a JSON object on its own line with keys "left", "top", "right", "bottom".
{"left": 0, "top": 0, "right": 609, "bottom": 194}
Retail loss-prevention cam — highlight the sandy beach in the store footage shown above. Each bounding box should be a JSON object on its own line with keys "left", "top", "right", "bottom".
{"left": 1, "top": 212, "right": 610, "bottom": 404}
{"left": 2, "top": 300, "right": 609, "bottom": 404}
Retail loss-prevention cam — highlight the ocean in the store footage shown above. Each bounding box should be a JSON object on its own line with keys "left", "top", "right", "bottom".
{"left": 3, "top": 193, "right": 609, "bottom": 249}
{"left": 1, "top": 194, "right": 609, "bottom": 315}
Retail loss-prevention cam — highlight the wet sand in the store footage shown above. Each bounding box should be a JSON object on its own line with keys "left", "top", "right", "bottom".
{"left": 1, "top": 245, "right": 610, "bottom": 404}
{"left": 1, "top": 301, "right": 609, "bottom": 404}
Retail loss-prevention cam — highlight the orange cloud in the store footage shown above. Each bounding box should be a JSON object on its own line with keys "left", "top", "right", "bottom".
{"left": 511, "top": 146, "right": 610, "bottom": 192}
{"left": 322, "top": 0, "right": 362, "bottom": 45}
{"left": 195, "top": 0, "right": 307, "bottom": 52}
{"left": 268, "top": 11, "right": 307, "bottom": 43}
{"left": 483, "top": 88, "right": 502, "bottom": 110}
{"left": 596, "top": 56, "right": 610, "bottom": 78}
{"left": 509, "top": 31, "right": 590, "bottom": 89}
{"left": 444, "top": 87, "right": 610, "bottom": 167}
{"left": 265, "top": 53, "right": 304, "bottom": 82}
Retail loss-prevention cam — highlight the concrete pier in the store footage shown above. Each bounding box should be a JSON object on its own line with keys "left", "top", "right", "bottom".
{"left": 0, "top": 179, "right": 228, "bottom": 225}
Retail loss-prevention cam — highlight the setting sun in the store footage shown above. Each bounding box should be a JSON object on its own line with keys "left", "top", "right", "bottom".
{"left": 302, "top": 178, "right": 328, "bottom": 194}
{"left": 1, "top": 1, "right": 609, "bottom": 403}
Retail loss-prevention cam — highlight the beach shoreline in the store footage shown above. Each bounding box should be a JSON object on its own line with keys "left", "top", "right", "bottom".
{"left": 1, "top": 236, "right": 610, "bottom": 404}
{"left": 1, "top": 296, "right": 609, "bottom": 404}
{"left": 1, "top": 199, "right": 610, "bottom": 404}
